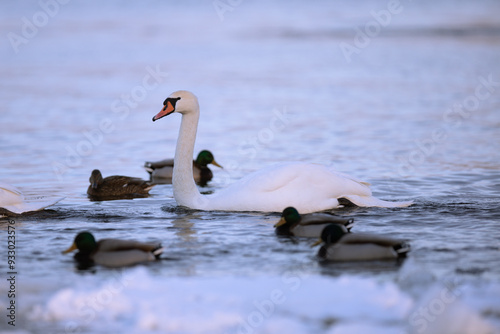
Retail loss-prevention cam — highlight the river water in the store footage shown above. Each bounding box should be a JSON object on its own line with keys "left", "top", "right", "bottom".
{"left": 1, "top": 1, "right": 500, "bottom": 333}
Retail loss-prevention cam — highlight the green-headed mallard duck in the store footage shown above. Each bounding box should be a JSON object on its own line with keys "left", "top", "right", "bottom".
{"left": 87, "top": 169, "right": 155, "bottom": 201}
{"left": 144, "top": 150, "right": 222, "bottom": 186}
{"left": 62, "top": 231, "right": 163, "bottom": 268}
{"left": 313, "top": 224, "right": 410, "bottom": 261}
{"left": 274, "top": 207, "right": 354, "bottom": 237}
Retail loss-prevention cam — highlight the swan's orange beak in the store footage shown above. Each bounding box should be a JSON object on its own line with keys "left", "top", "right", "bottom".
{"left": 152, "top": 99, "right": 176, "bottom": 121}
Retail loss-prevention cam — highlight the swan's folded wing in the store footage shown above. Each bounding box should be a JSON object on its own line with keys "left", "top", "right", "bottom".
{"left": 226, "top": 162, "right": 374, "bottom": 203}
{"left": 233, "top": 162, "right": 302, "bottom": 193}
{"left": 235, "top": 162, "right": 367, "bottom": 191}
{"left": 334, "top": 171, "right": 371, "bottom": 187}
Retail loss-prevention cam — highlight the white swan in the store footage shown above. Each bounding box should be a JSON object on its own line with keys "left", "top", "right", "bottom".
{"left": 152, "top": 90, "right": 412, "bottom": 213}
{"left": 0, "top": 182, "right": 64, "bottom": 217}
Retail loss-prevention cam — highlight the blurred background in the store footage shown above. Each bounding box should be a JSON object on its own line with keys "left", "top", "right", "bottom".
{"left": 1, "top": 0, "right": 499, "bottom": 192}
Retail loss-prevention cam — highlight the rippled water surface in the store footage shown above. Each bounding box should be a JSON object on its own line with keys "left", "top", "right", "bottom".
{"left": 1, "top": 1, "right": 500, "bottom": 333}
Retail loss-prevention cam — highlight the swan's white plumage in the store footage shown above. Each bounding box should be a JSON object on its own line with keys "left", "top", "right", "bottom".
{"left": 155, "top": 90, "right": 412, "bottom": 214}
{"left": 0, "top": 182, "right": 63, "bottom": 216}
{"left": 202, "top": 162, "right": 378, "bottom": 213}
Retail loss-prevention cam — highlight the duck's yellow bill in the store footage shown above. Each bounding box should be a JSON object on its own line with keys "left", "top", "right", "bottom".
{"left": 311, "top": 238, "right": 322, "bottom": 248}
{"left": 62, "top": 242, "right": 77, "bottom": 254}
{"left": 211, "top": 160, "right": 223, "bottom": 168}
{"left": 274, "top": 217, "right": 287, "bottom": 228}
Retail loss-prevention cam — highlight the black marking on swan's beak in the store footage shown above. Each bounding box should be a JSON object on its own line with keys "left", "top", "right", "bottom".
{"left": 152, "top": 97, "right": 181, "bottom": 122}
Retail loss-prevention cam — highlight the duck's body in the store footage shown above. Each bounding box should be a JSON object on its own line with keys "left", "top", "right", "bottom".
{"left": 62, "top": 232, "right": 163, "bottom": 268}
{"left": 87, "top": 169, "right": 155, "bottom": 200}
{"left": 316, "top": 224, "right": 410, "bottom": 261}
{"left": 152, "top": 90, "right": 413, "bottom": 214}
{"left": 144, "top": 150, "right": 221, "bottom": 186}
{"left": 275, "top": 207, "right": 354, "bottom": 237}
{"left": 0, "top": 182, "right": 63, "bottom": 217}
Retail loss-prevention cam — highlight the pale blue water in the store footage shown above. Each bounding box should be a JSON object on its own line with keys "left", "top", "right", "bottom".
{"left": 1, "top": 1, "right": 500, "bottom": 333}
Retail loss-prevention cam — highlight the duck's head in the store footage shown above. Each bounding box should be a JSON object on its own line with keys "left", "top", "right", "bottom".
{"left": 274, "top": 207, "right": 301, "bottom": 228}
{"left": 312, "top": 224, "right": 347, "bottom": 247}
{"left": 62, "top": 231, "right": 97, "bottom": 254}
{"left": 89, "top": 169, "right": 103, "bottom": 189}
{"left": 196, "top": 150, "right": 223, "bottom": 168}
{"left": 152, "top": 90, "right": 199, "bottom": 121}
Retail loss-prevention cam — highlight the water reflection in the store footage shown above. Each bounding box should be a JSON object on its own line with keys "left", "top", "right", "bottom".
{"left": 318, "top": 258, "right": 407, "bottom": 277}
{"left": 171, "top": 214, "right": 198, "bottom": 243}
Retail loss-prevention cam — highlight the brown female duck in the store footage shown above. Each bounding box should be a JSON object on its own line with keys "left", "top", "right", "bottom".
{"left": 87, "top": 169, "right": 155, "bottom": 200}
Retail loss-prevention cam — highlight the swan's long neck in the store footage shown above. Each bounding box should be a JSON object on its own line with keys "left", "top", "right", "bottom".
{"left": 172, "top": 108, "right": 207, "bottom": 209}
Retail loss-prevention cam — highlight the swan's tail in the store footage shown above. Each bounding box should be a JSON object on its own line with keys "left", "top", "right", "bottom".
{"left": 340, "top": 195, "right": 413, "bottom": 208}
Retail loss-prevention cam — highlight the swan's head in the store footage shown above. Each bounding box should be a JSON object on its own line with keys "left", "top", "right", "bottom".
{"left": 152, "top": 90, "right": 199, "bottom": 121}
